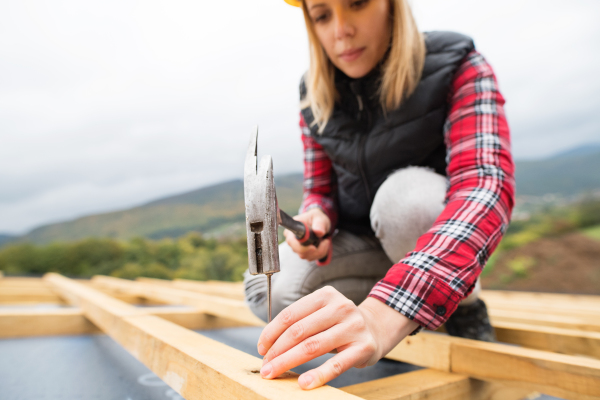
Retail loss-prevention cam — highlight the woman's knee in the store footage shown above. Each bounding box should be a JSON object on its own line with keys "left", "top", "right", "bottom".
{"left": 370, "top": 167, "right": 447, "bottom": 262}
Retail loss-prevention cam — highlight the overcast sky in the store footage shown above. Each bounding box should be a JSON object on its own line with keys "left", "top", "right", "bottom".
{"left": 1, "top": 0, "right": 599, "bottom": 234}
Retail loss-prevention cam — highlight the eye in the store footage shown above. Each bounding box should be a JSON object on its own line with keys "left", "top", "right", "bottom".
{"left": 312, "top": 11, "right": 330, "bottom": 23}
{"left": 350, "top": 0, "right": 369, "bottom": 9}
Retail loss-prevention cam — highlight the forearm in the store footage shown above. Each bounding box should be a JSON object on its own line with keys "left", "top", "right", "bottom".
{"left": 369, "top": 50, "right": 515, "bottom": 331}
{"left": 300, "top": 113, "right": 338, "bottom": 230}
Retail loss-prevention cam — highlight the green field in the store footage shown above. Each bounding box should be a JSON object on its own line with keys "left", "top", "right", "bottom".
{"left": 583, "top": 224, "right": 600, "bottom": 241}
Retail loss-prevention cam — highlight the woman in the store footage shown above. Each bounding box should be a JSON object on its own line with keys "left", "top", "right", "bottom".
{"left": 244, "top": 0, "right": 514, "bottom": 390}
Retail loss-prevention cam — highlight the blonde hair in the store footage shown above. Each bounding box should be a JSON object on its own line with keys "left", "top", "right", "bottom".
{"left": 301, "top": 0, "right": 425, "bottom": 130}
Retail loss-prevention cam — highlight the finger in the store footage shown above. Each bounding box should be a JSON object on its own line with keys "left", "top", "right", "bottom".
{"left": 257, "top": 287, "right": 331, "bottom": 355}
{"left": 261, "top": 322, "right": 351, "bottom": 380}
{"left": 311, "top": 216, "right": 328, "bottom": 237}
{"left": 284, "top": 230, "right": 308, "bottom": 254}
{"left": 263, "top": 301, "right": 347, "bottom": 364}
{"left": 298, "top": 348, "right": 365, "bottom": 390}
{"left": 284, "top": 230, "right": 320, "bottom": 260}
{"left": 314, "top": 237, "right": 330, "bottom": 260}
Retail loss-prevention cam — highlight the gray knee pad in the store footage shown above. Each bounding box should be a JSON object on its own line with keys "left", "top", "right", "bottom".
{"left": 370, "top": 167, "right": 447, "bottom": 262}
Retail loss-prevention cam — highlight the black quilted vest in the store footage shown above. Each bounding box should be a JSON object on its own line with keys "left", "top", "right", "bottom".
{"left": 300, "top": 31, "right": 475, "bottom": 235}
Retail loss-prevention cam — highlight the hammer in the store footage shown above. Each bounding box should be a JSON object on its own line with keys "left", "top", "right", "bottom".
{"left": 244, "top": 126, "right": 332, "bottom": 322}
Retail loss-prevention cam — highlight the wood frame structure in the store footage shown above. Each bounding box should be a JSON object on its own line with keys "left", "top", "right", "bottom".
{"left": 1, "top": 274, "right": 599, "bottom": 400}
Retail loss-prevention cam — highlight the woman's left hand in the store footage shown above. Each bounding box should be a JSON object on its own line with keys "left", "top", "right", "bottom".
{"left": 257, "top": 286, "right": 418, "bottom": 390}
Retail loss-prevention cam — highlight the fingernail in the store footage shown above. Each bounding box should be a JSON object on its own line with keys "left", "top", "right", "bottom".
{"left": 299, "top": 374, "right": 313, "bottom": 388}
{"left": 258, "top": 343, "right": 265, "bottom": 355}
{"left": 260, "top": 363, "right": 272, "bottom": 377}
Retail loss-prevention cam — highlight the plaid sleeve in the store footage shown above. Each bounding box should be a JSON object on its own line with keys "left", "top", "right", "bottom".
{"left": 299, "top": 113, "right": 338, "bottom": 230}
{"left": 368, "top": 50, "right": 515, "bottom": 330}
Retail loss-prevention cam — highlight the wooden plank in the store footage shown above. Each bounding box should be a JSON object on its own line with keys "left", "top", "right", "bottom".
{"left": 468, "top": 380, "right": 541, "bottom": 400}
{"left": 0, "top": 277, "right": 50, "bottom": 287}
{"left": 340, "top": 369, "right": 536, "bottom": 400}
{"left": 386, "top": 332, "right": 600, "bottom": 400}
{"left": 93, "top": 275, "right": 264, "bottom": 327}
{"left": 0, "top": 279, "right": 147, "bottom": 305}
{"left": 341, "top": 369, "right": 470, "bottom": 400}
{"left": 0, "top": 307, "right": 249, "bottom": 338}
{"left": 0, "top": 308, "right": 101, "bottom": 337}
{"left": 486, "top": 298, "right": 600, "bottom": 316}
{"left": 0, "top": 286, "right": 58, "bottom": 295}
{"left": 137, "top": 277, "right": 245, "bottom": 300}
{"left": 0, "top": 293, "right": 65, "bottom": 304}
{"left": 494, "top": 320, "right": 600, "bottom": 358}
{"left": 387, "top": 332, "right": 453, "bottom": 371}
{"left": 486, "top": 300, "right": 600, "bottom": 322}
{"left": 481, "top": 290, "right": 600, "bottom": 312}
{"left": 489, "top": 309, "right": 600, "bottom": 333}
{"left": 84, "top": 283, "right": 168, "bottom": 305}
{"left": 44, "top": 273, "right": 360, "bottom": 400}
{"left": 451, "top": 341, "right": 600, "bottom": 400}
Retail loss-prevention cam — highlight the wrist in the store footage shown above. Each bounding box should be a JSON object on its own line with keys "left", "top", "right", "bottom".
{"left": 358, "top": 297, "right": 419, "bottom": 360}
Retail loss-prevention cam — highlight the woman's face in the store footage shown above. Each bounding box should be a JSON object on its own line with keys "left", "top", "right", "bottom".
{"left": 305, "top": 0, "right": 391, "bottom": 79}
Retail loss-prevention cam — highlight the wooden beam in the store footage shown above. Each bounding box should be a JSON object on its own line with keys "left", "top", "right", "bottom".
{"left": 100, "top": 277, "right": 600, "bottom": 370}
{"left": 386, "top": 332, "right": 600, "bottom": 400}
{"left": 0, "top": 278, "right": 152, "bottom": 305}
{"left": 84, "top": 283, "right": 168, "bottom": 305}
{"left": 485, "top": 298, "right": 600, "bottom": 322}
{"left": 137, "top": 277, "right": 245, "bottom": 300}
{"left": 0, "top": 308, "right": 101, "bottom": 338}
{"left": 494, "top": 320, "right": 600, "bottom": 358}
{"left": 489, "top": 309, "right": 600, "bottom": 333}
{"left": 92, "top": 275, "right": 264, "bottom": 326}
{"left": 0, "top": 292, "right": 65, "bottom": 304}
{"left": 481, "top": 290, "right": 600, "bottom": 313}
{"left": 0, "top": 278, "right": 63, "bottom": 303}
{"left": 340, "top": 369, "right": 471, "bottom": 400}
{"left": 0, "top": 277, "right": 49, "bottom": 287}
{"left": 0, "top": 307, "right": 250, "bottom": 339}
{"left": 340, "top": 369, "right": 536, "bottom": 400}
{"left": 44, "top": 273, "right": 360, "bottom": 400}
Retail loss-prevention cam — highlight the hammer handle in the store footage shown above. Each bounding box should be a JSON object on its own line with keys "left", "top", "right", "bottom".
{"left": 278, "top": 209, "right": 331, "bottom": 265}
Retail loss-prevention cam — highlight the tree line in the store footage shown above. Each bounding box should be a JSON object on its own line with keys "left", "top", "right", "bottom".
{"left": 0, "top": 233, "right": 248, "bottom": 281}
{"left": 1, "top": 198, "right": 598, "bottom": 281}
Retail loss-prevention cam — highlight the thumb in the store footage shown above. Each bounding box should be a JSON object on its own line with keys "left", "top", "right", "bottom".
{"left": 311, "top": 215, "right": 329, "bottom": 238}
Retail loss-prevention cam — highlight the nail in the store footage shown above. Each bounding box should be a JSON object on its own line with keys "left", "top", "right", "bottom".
{"left": 299, "top": 373, "right": 313, "bottom": 388}
{"left": 258, "top": 343, "right": 265, "bottom": 355}
{"left": 260, "top": 363, "right": 272, "bottom": 377}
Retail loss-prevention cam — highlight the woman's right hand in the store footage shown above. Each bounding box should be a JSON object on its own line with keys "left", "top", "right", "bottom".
{"left": 284, "top": 208, "right": 331, "bottom": 262}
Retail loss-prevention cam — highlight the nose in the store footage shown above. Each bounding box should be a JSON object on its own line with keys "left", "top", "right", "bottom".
{"left": 333, "top": 8, "right": 355, "bottom": 40}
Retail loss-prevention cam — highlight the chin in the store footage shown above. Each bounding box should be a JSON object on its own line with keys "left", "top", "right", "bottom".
{"left": 338, "top": 64, "right": 372, "bottom": 79}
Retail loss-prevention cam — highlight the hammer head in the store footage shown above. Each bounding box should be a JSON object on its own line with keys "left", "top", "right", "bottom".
{"left": 244, "top": 126, "right": 280, "bottom": 276}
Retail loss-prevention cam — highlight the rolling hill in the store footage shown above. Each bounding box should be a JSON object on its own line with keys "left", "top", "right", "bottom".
{"left": 21, "top": 174, "right": 303, "bottom": 244}
{"left": 7, "top": 144, "right": 600, "bottom": 245}
{"left": 515, "top": 144, "right": 600, "bottom": 196}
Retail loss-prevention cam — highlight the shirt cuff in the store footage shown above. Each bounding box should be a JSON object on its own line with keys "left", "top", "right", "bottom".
{"left": 368, "top": 262, "right": 463, "bottom": 331}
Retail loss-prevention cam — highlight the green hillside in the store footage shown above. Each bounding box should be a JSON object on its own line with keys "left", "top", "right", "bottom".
{"left": 10, "top": 146, "right": 600, "bottom": 245}
{"left": 515, "top": 146, "right": 600, "bottom": 196}
{"left": 0, "top": 234, "right": 16, "bottom": 247}
{"left": 23, "top": 174, "right": 303, "bottom": 244}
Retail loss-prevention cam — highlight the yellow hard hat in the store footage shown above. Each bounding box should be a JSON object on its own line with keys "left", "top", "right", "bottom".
{"left": 284, "top": 0, "right": 301, "bottom": 6}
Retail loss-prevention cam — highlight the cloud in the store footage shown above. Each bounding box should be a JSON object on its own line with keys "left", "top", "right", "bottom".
{"left": 0, "top": 0, "right": 598, "bottom": 232}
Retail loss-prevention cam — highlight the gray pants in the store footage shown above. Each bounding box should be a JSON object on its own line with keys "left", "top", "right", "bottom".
{"left": 244, "top": 167, "right": 481, "bottom": 322}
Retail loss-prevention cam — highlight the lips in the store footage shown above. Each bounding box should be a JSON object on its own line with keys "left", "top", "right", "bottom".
{"left": 338, "top": 47, "right": 365, "bottom": 62}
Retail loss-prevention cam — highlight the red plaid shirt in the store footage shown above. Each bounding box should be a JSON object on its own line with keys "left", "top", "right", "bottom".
{"left": 299, "top": 50, "right": 515, "bottom": 330}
